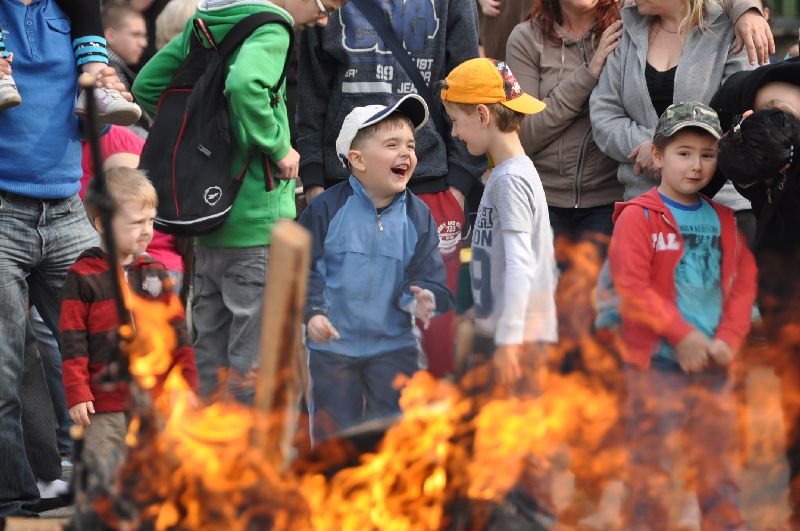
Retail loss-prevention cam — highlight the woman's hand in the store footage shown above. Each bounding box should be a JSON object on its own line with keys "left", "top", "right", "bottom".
{"left": 630, "top": 140, "right": 660, "bottom": 180}
{"left": 588, "top": 21, "right": 623, "bottom": 78}
{"left": 733, "top": 9, "right": 775, "bottom": 66}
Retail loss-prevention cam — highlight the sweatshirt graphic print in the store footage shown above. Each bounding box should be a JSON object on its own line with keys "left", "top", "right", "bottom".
{"left": 340, "top": 0, "right": 440, "bottom": 95}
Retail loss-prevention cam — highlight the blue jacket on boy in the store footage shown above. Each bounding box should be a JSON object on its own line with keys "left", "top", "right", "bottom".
{"left": 299, "top": 176, "right": 452, "bottom": 357}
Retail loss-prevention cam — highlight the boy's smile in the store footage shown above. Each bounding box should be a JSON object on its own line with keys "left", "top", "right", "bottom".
{"left": 349, "top": 122, "right": 417, "bottom": 207}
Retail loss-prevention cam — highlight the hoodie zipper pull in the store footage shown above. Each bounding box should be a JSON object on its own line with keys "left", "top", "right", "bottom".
{"left": 376, "top": 213, "right": 384, "bottom": 232}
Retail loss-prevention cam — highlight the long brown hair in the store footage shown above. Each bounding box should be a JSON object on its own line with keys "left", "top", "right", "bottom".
{"left": 528, "top": 0, "right": 620, "bottom": 45}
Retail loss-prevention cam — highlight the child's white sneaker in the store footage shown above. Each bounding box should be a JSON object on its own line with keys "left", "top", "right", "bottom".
{"left": 0, "top": 73, "right": 21, "bottom": 110}
{"left": 36, "top": 478, "right": 70, "bottom": 499}
{"left": 675, "top": 491, "right": 701, "bottom": 531}
{"left": 75, "top": 86, "right": 141, "bottom": 126}
{"left": 577, "top": 479, "right": 625, "bottom": 530}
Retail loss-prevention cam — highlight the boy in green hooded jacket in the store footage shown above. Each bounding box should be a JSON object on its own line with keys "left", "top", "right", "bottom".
{"left": 133, "top": 0, "right": 342, "bottom": 402}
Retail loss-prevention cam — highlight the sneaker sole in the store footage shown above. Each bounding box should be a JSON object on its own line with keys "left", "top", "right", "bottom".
{"left": 0, "top": 94, "right": 22, "bottom": 110}
{"left": 75, "top": 106, "right": 142, "bottom": 127}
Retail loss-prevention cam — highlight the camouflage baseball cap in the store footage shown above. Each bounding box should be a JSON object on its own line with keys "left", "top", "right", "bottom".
{"left": 655, "top": 101, "right": 723, "bottom": 139}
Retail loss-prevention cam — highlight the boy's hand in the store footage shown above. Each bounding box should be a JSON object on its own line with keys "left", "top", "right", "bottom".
{"left": 708, "top": 338, "right": 734, "bottom": 366}
{"left": 494, "top": 344, "right": 522, "bottom": 385}
{"left": 448, "top": 187, "right": 465, "bottom": 209}
{"left": 675, "top": 330, "right": 710, "bottom": 373}
{"left": 410, "top": 286, "right": 435, "bottom": 329}
{"left": 69, "top": 401, "right": 95, "bottom": 427}
{"left": 277, "top": 148, "right": 300, "bottom": 180}
{"left": 308, "top": 314, "right": 338, "bottom": 343}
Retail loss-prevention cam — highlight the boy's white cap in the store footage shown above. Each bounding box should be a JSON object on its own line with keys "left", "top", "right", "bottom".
{"left": 335, "top": 94, "right": 429, "bottom": 166}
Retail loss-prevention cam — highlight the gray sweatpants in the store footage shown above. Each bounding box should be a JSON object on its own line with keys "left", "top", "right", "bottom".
{"left": 83, "top": 412, "right": 127, "bottom": 494}
{"left": 191, "top": 245, "right": 269, "bottom": 404}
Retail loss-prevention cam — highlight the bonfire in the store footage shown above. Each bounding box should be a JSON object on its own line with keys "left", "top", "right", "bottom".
{"left": 60, "top": 224, "right": 622, "bottom": 531}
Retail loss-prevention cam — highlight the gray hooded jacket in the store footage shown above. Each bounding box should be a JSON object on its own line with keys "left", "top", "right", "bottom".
{"left": 590, "top": 2, "right": 754, "bottom": 201}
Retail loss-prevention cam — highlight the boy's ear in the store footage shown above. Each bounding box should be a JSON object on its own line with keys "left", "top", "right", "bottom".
{"left": 104, "top": 26, "right": 115, "bottom": 46}
{"left": 348, "top": 149, "right": 367, "bottom": 172}
{"left": 93, "top": 216, "right": 105, "bottom": 235}
{"left": 651, "top": 143, "right": 664, "bottom": 169}
{"left": 476, "top": 104, "right": 491, "bottom": 126}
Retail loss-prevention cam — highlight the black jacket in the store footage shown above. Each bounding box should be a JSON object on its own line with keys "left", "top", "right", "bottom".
{"left": 703, "top": 57, "right": 800, "bottom": 254}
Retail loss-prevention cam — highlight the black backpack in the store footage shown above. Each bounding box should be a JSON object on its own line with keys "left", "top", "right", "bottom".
{"left": 139, "top": 13, "right": 293, "bottom": 236}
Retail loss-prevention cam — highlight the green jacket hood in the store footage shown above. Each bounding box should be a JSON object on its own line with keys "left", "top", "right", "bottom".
{"left": 196, "top": 0, "right": 293, "bottom": 29}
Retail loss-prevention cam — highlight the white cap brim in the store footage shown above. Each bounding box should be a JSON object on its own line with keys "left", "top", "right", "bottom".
{"left": 335, "top": 94, "right": 429, "bottom": 166}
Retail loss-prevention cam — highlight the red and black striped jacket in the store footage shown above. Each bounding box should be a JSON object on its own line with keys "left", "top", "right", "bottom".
{"left": 60, "top": 247, "right": 198, "bottom": 412}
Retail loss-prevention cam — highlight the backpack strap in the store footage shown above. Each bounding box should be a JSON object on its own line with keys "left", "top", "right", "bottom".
{"left": 192, "top": 17, "right": 218, "bottom": 49}
{"left": 350, "top": 0, "right": 447, "bottom": 137}
{"left": 216, "top": 12, "right": 294, "bottom": 108}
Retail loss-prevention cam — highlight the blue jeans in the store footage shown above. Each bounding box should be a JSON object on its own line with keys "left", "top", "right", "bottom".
{"left": 549, "top": 204, "right": 614, "bottom": 372}
{"left": 0, "top": 192, "right": 97, "bottom": 516}
{"left": 308, "top": 348, "right": 419, "bottom": 443}
{"left": 30, "top": 307, "right": 72, "bottom": 456}
{"left": 623, "top": 365, "right": 743, "bottom": 530}
{"left": 548, "top": 204, "right": 614, "bottom": 244}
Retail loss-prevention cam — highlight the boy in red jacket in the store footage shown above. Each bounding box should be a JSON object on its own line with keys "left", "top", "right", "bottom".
{"left": 608, "top": 102, "right": 756, "bottom": 529}
{"left": 60, "top": 167, "right": 197, "bottom": 478}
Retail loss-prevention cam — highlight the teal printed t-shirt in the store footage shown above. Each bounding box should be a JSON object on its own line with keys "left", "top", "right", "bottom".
{"left": 653, "top": 194, "right": 722, "bottom": 367}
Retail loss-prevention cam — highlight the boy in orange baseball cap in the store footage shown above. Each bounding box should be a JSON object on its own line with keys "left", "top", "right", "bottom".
{"left": 440, "top": 58, "right": 557, "bottom": 389}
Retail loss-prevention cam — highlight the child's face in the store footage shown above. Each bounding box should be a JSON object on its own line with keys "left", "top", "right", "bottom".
{"left": 654, "top": 130, "right": 718, "bottom": 203}
{"left": 350, "top": 121, "right": 417, "bottom": 206}
{"left": 106, "top": 200, "right": 156, "bottom": 262}
{"left": 107, "top": 16, "right": 148, "bottom": 66}
{"left": 444, "top": 102, "right": 490, "bottom": 157}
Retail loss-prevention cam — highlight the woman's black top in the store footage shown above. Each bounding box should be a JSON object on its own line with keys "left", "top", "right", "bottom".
{"left": 646, "top": 63, "right": 678, "bottom": 118}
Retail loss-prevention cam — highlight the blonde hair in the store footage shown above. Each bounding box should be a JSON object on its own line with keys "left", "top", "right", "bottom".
{"left": 85, "top": 167, "right": 158, "bottom": 224}
{"left": 156, "top": 0, "right": 199, "bottom": 50}
{"left": 678, "top": 0, "right": 717, "bottom": 36}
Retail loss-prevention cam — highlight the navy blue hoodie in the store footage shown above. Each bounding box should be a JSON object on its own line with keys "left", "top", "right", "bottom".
{"left": 296, "top": 0, "right": 486, "bottom": 196}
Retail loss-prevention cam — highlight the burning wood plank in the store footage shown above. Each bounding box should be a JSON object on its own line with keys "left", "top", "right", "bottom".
{"left": 252, "top": 220, "right": 311, "bottom": 469}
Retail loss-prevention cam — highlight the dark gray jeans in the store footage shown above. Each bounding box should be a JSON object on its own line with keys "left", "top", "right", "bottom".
{"left": 0, "top": 193, "right": 97, "bottom": 516}
{"left": 623, "top": 365, "right": 743, "bottom": 530}
{"left": 192, "top": 245, "right": 268, "bottom": 404}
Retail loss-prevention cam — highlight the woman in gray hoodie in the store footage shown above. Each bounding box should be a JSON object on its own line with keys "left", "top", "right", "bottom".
{"left": 589, "top": 0, "right": 758, "bottom": 203}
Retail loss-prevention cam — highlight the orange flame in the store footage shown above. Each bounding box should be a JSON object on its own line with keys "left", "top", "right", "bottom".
{"left": 101, "top": 239, "right": 627, "bottom": 530}
{"left": 105, "top": 290, "right": 621, "bottom": 530}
